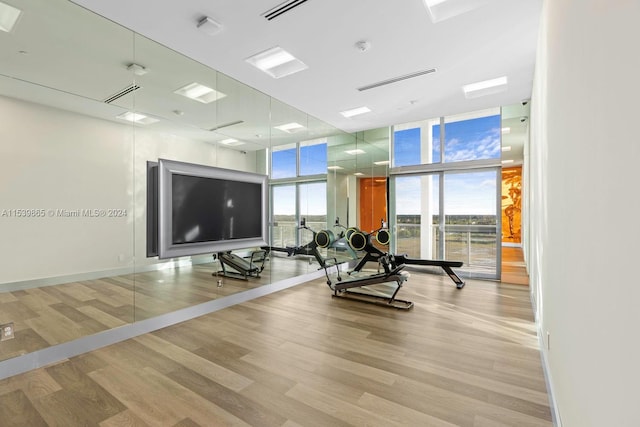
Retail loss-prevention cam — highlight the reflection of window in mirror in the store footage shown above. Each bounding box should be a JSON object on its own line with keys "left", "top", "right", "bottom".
{"left": 299, "top": 139, "right": 327, "bottom": 176}
{"left": 271, "top": 143, "right": 297, "bottom": 178}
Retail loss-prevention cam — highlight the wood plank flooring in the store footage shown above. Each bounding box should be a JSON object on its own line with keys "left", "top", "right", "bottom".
{"left": 0, "top": 256, "right": 317, "bottom": 361}
{"left": 501, "top": 246, "right": 529, "bottom": 286}
{"left": 0, "top": 266, "right": 552, "bottom": 426}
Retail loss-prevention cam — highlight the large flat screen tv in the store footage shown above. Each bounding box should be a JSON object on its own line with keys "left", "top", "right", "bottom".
{"left": 157, "top": 159, "right": 268, "bottom": 259}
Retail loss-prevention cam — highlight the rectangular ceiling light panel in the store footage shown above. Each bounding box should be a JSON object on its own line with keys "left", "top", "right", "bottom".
{"left": 340, "top": 106, "right": 371, "bottom": 118}
{"left": 246, "top": 46, "right": 308, "bottom": 79}
{"left": 274, "top": 122, "right": 305, "bottom": 133}
{"left": 462, "top": 76, "right": 508, "bottom": 99}
{"left": 345, "top": 149, "right": 365, "bottom": 155}
{"left": 0, "top": 1, "right": 21, "bottom": 33}
{"left": 174, "top": 82, "right": 226, "bottom": 104}
{"left": 423, "top": 0, "right": 491, "bottom": 23}
{"left": 116, "top": 112, "right": 159, "bottom": 125}
{"left": 220, "top": 138, "right": 245, "bottom": 146}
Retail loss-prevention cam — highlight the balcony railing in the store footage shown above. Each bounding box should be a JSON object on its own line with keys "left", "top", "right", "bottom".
{"left": 396, "top": 223, "right": 497, "bottom": 273}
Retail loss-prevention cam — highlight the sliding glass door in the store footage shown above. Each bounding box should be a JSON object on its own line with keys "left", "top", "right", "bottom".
{"left": 443, "top": 169, "right": 500, "bottom": 278}
{"left": 392, "top": 168, "right": 500, "bottom": 279}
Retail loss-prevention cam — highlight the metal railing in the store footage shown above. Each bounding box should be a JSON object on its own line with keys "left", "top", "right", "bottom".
{"left": 396, "top": 223, "right": 497, "bottom": 270}
{"left": 271, "top": 221, "right": 327, "bottom": 248}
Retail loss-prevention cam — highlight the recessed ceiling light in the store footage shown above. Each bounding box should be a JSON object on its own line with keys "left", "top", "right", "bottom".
{"left": 116, "top": 112, "right": 159, "bottom": 125}
{"left": 462, "top": 76, "right": 508, "bottom": 99}
{"left": 345, "top": 149, "right": 366, "bottom": 155}
{"left": 374, "top": 160, "right": 390, "bottom": 165}
{"left": 197, "top": 16, "right": 223, "bottom": 36}
{"left": 354, "top": 172, "right": 364, "bottom": 176}
{"left": 274, "top": 122, "right": 305, "bottom": 133}
{"left": 501, "top": 159, "right": 514, "bottom": 164}
{"left": 340, "top": 106, "right": 371, "bottom": 118}
{"left": 502, "top": 146, "right": 512, "bottom": 152}
{"left": 501, "top": 127, "right": 511, "bottom": 134}
{"left": 246, "top": 46, "right": 308, "bottom": 79}
{"left": 174, "top": 82, "right": 226, "bottom": 104}
{"left": 0, "top": 1, "right": 21, "bottom": 33}
{"left": 327, "top": 166, "right": 344, "bottom": 170}
{"left": 423, "top": 0, "right": 491, "bottom": 23}
{"left": 220, "top": 138, "right": 245, "bottom": 146}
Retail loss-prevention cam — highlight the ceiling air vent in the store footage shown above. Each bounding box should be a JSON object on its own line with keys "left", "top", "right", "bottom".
{"left": 103, "top": 84, "right": 141, "bottom": 103}
{"left": 262, "top": 0, "right": 309, "bottom": 21}
{"left": 357, "top": 68, "right": 437, "bottom": 91}
{"left": 208, "top": 120, "right": 244, "bottom": 131}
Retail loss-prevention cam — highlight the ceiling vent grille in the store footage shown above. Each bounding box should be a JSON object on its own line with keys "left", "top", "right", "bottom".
{"left": 262, "top": 0, "right": 309, "bottom": 21}
{"left": 208, "top": 120, "right": 244, "bottom": 131}
{"left": 357, "top": 68, "right": 437, "bottom": 91}
{"left": 103, "top": 84, "right": 141, "bottom": 103}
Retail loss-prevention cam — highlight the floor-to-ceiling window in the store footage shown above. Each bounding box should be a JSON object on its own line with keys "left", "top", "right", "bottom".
{"left": 391, "top": 108, "right": 502, "bottom": 279}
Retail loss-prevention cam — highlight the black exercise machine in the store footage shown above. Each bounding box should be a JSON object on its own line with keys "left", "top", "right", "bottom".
{"left": 322, "top": 254, "right": 413, "bottom": 309}
{"left": 347, "top": 220, "right": 466, "bottom": 289}
{"left": 213, "top": 249, "right": 267, "bottom": 280}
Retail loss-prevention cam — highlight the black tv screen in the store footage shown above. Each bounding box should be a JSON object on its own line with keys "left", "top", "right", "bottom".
{"left": 171, "top": 174, "right": 262, "bottom": 244}
{"left": 156, "top": 159, "right": 268, "bottom": 259}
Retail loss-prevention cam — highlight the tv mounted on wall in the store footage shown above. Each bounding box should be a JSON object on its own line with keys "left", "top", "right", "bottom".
{"left": 156, "top": 158, "right": 268, "bottom": 259}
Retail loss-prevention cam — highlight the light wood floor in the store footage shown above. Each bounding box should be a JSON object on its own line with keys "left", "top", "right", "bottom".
{"left": 0, "top": 266, "right": 552, "bottom": 426}
{"left": 0, "top": 256, "right": 318, "bottom": 361}
{"left": 501, "top": 246, "right": 529, "bottom": 286}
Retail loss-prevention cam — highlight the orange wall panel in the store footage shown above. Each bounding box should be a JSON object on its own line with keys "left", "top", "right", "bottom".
{"left": 501, "top": 166, "right": 522, "bottom": 244}
{"left": 359, "top": 177, "right": 387, "bottom": 233}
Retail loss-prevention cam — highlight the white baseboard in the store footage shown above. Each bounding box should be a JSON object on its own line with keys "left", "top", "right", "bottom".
{"left": 537, "top": 326, "right": 563, "bottom": 426}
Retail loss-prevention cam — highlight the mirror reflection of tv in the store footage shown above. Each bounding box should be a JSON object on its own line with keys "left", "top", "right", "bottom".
{"left": 157, "top": 159, "right": 268, "bottom": 259}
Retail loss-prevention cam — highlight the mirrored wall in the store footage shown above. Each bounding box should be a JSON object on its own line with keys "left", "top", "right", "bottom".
{"left": 0, "top": 0, "right": 354, "bottom": 363}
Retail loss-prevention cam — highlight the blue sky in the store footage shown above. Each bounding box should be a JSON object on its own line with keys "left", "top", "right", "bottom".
{"left": 395, "top": 115, "right": 501, "bottom": 166}
{"left": 272, "top": 115, "right": 500, "bottom": 218}
{"left": 272, "top": 143, "right": 327, "bottom": 179}
{"left": 394, "top": 115, "right": 500, "bottom": 216}
{"left": 395, "top": 171, "right": 497, "bottom": 216}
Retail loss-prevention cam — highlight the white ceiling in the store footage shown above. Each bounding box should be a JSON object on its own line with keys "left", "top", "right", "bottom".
{"left": 0, "top": 0, "right": 536, "bottom": 164}
{"left": 70, "top": 0, "right": 542, "bottom": 134}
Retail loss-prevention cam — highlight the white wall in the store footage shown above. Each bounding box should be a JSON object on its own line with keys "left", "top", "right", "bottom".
{"left": 0, "top": 96, "right": 258, "bottom": 284}
{"left": 529, "top": 1, "right": 640, "bottom": 425}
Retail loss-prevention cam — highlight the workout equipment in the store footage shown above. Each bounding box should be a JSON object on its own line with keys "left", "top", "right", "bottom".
{"left": 322, "top": 254, "right": 413, "bottom": 309}
{"left": 213, "top": 249, "right": 267, "bottom": 280}
{"left": 266, "top": 218, "right": 356, "bottom": 268}
{"left": 347, "top": 220, "right": 466, "bottom": 289}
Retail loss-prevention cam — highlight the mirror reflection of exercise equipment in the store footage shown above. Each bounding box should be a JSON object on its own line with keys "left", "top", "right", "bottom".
{"left": 266, "top": 218, "right": 357, "bottom": 268}
{"left": 213, "top": 250, "right": 267, "bottom": 281}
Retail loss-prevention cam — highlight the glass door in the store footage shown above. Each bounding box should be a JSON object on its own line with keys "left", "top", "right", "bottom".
{"left": 443, "top": 169, "right": 500, "bottom": 279}
{"left": 392, "top": 168, "right": 500, "bottom": 279}
{"left": 394, "top": 175, "right": 439, "bottom": 259}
